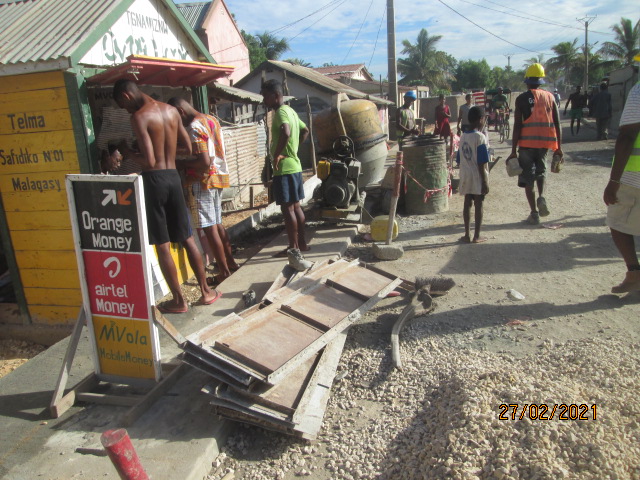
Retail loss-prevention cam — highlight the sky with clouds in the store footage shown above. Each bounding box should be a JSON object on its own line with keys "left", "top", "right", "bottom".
{"left": 177, "top": 0, "right": 638, "bottom": 78}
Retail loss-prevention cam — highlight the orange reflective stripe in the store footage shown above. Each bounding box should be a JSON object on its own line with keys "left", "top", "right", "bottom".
{"left": 519, "top": 90, "right": 558, "bottom": 150}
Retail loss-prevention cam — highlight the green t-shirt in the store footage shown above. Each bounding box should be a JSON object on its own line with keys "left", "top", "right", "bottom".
{"left": 492, "top": 93, "right": 508, "bottom": 109}
{"left": 271, "top": 105, "right": 307, "bottom": 176}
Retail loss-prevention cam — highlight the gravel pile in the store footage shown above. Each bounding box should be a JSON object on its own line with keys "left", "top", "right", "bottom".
{"left": 208, "top": 308, "right": 640, "bottom": 480}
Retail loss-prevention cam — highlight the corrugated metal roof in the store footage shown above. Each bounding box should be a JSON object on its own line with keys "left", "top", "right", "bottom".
{"left": 246, "top": 61, "right": 392, "bottom": 106}
{"left": 0, "top": 0, "right": 121, "bottom": 66}
{"left": 208, "top": 82, "right": 262, "bottom": 104}
{"left": 175, "top": 1, "right": 210, "bottom": 30}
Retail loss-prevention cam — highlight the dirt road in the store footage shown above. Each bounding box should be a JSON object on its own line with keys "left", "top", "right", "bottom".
{"left": 208, "top": 117, "right": 640, "bottom": 480}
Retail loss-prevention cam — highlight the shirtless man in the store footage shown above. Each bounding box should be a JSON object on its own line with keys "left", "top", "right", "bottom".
{"left": 113, "top": 79, "right": 220, "bottom": 313}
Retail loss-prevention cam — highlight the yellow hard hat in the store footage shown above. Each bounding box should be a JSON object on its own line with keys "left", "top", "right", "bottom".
{"left": 525, "top": 63, "right": 546, "bottom": 78}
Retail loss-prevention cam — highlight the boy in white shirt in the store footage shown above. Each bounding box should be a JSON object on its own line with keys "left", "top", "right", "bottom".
{"left": 457, "top": 106, "right": 490, "bottom": 243}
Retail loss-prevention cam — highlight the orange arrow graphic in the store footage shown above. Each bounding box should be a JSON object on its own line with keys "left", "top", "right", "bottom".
{"left": 117, "top": 189, "right": 132, "bottom": 205}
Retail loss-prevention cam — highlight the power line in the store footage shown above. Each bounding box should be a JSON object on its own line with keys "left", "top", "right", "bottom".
{"left": 342, "top": 0, "right": 375, "bottom": 64}
{"left": 436, "top": 0, "right": 542, "bottom": 54}
{"left": 368, "top": 4, "right": 386, "bottom": 70}
{"left": 268, "top": 0, "right": 343, "bottom": 35}
{"left": 480, "top": 0, "right": 613, "bottom": 35}
{"left": 287, "top": 0, "right": 348, "bottom": 42}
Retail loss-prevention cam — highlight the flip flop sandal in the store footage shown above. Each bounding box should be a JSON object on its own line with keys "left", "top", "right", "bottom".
{"left": 157, "top": 303, "right": 188, "bottom": 314}
{"left": 202, "top": 289, "right": 222, "bottom": 305}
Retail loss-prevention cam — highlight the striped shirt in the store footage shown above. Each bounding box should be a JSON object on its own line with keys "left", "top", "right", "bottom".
{"left": 619, "top": 83, "right": 640, "bottom": 188}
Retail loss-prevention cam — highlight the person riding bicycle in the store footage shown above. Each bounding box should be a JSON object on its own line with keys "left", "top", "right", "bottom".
{"left": 491, "top": 87, "right": 509, "bottom": 130}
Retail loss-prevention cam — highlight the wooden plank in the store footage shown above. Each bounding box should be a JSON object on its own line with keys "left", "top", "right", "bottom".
{"left": 19, "top": 268, "right": 80, "bottom": 289}
{"left": 23, "top": 287, "right": 82, "bottom": 307}
{"left": 5, "top": 210, "right": 75, "bottom": 231}
{"left": 330, "top": 266, "right": 396, "bottom": 299}
{"left": 50, "top": 372, "right": 100, "bottom": 419}
{"left": 0, "top": 137, "right": 79, "bottom": 175}
{"left": 121, "top": 363, "right": 188, "bottom": 427}
{"left": 281, "top": 283, "right": 363, "bottom": 330}
{"left": 265, "top": 276, "right": 402, "bottom": 385}
{"left": 9, "top": 229, "right": 74, "bottom": 251}
{"left": 0, "top": 108, "right": 73, "bottom": 134}
{"left": 1, "top": 190, "right": 69, "bottom": 212}
{"left": 0, "top": 71, "right": 65, "bottom": 94}
{"left": 0, "top": 172, "right": 73, "bottom": 203}
{"left": 29, "top": 305, "right": 80, "bottom": 325}
{"left": 0, "top": 87, "right": 69, "bottom": 112}
{"left": 76, "top": 392, "right": 142, "bottom": 407}
{"left": 186, "top": 313, "right": 243, "bottom": 346}
{"left": 180, "top": 351, "right": 251, "bottom": 389}
{"left": 214, "top": 311, "right": 324, "bottom": 375}
{"left": 153, "top": 307, "right": 187, "bottom": 345}
{"left": 14, "top": 250, "right": 76, "bottom": 270}
{"left": 50, "top": 308, "right": 86, "bottom": 418}
{"left": 292, "top": 331, "right": 348, "bottom": 438}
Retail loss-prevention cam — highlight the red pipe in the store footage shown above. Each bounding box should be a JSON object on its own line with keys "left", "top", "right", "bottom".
{"left": 101, "top": 429, "right": 149, "bottom": 480}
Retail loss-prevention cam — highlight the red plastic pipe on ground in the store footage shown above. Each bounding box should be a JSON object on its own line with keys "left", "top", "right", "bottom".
{"left": 101, "top": 428, "right": 149, "bottom": 480}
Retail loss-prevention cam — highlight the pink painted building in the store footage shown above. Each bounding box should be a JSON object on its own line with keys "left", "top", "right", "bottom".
{"left": 177, "top": 0, "right": 250, "bottom": 85}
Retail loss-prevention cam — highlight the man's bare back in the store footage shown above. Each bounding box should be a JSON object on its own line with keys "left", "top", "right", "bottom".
{"left": 130, "top": 99, "right": 191, "bottom": 171}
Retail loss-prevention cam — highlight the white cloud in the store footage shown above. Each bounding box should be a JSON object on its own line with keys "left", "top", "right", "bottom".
{"left": 199, "top": 0, "right": 638, "bottom": 77}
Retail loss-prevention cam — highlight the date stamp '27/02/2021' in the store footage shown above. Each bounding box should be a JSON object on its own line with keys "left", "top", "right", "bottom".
{"left": 498, "top": 404, "right": 597, "bottom": 421}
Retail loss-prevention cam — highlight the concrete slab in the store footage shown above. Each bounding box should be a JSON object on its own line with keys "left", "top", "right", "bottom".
{"left": 0, "top": 223, "right": 356, "bottom": 480}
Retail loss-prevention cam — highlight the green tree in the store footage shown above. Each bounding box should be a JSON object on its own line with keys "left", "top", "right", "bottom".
{"left": 284, "top": 58, "right": 312, "bottom": 67}
{"left": 490, "top": 66, "right": 524, "bottom": 91}
{"left": 397, "top": 28, "right": 456, "bottom": 90}
{"left": 241, "top": 30, "right": 267, "bottom": 70}
{"left": 255, "top": 32, "right": 290, "bottom": 60}
{"left": 321, "top": 62, "right": 337, "bottom": 67}
{"left": 598, "top": 17, "right": 640, "bottom": 66}
{"left": 453, "top": 59, "right": 492, "bottom": 91}
{"left": 546, "top": 40, "right": 581, "bottom": 88}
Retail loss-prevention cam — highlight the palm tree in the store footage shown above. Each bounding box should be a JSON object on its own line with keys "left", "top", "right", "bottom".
{"left": 546, "top": 40, "right": 581, "bottom": 88}
{"left": 284, "top": 58, "right": 312, "bottom": 67}
{"left": 255, "top": 32, "right": 290, "bottom": 60}
{"left": 397, "top": 28, "right": 455, "bottom": 90}
{"left": 523, "top": 54, "right": 545, "bottom": 69}
{"left": 598, "top": 17, "right": 640, "bottom": 66}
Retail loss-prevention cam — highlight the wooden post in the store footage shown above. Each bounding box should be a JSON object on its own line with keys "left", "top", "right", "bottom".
{"left": 386, "top": 152, "right": 403, "bottom": 245}
{"left": 306, "top": 95, "right": 317, "bottom": 175}
{"left": 282, "top": 71, "right": 289, "bottom": 96}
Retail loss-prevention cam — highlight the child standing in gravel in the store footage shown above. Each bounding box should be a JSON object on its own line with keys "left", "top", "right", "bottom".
{"left": 457, "top": 106, "right": 489, "bottom": 243}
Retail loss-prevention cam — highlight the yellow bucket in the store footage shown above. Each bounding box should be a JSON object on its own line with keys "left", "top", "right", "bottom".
{"left": 371, "top": 215, "right": 398, "bottom": 242}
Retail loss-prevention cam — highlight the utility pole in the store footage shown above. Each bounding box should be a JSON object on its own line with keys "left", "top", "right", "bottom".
{"left": 577, "top": 15, "right": 596, "bottom": 91}
{"left": 387, "top": 0, "right": 398, "bottom": 141}
{"left": 504, "top": 53, "right": 514, "bottom": 70}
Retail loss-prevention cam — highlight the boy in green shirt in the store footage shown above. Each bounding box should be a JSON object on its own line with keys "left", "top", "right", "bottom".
{"left": 261, "top": 79, "right": 312, "bottom": 271}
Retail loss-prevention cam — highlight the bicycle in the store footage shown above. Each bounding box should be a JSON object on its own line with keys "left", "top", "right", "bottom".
{"left": 496, "top": 108, "right": 510, "bottom": 143}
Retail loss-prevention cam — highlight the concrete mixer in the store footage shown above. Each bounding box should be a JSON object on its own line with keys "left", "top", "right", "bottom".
{"left": 312, "top": 99, "right": 387, "bottom": 223}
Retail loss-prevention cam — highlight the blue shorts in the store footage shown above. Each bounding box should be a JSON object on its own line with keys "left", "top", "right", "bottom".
{"left": 273, "top": 172, "right": 305, "bottom": 205}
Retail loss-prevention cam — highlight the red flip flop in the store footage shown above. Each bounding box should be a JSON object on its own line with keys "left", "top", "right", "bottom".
{"left": 157, "top": 303, "right": 188, "bottom": 314}
{"left": 202, "top": 289, "right": 222, "bottom": 305}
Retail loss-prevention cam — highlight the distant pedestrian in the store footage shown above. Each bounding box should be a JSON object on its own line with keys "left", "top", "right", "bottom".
{"left": 553, "top": 89, "right": 561, "bottom": 108}
{"left": 507, "top": 63, "right": 563, "bottom": 225}
{"left": 456, "top": 106, "right": 489, "bottom": 243}
{"left": 457, "top": 93, "right": 474, "bottom": 134}
{"left": 260, "top": 79, "right": 312, "bottom": 272}
{"left": 168, "top": 97, "right": 240, "bottom": 287}
{"left": 435, "top": 94, "right": 453, "bottom": 158}
{"left": 397, "top": 91, "right": 420, "bottom": 147}
{"left": 564, "top": 85, "right": 587, "bottom": 135}
{"left": 591, "top": 82, "right": 612, "bottom": 140}
{"left": 603, "top": 70, "right": 640, "bottom": 294}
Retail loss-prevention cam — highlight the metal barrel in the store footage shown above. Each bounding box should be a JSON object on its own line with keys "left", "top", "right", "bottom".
{"left": 403, "top": 139, "right": 449, "bottom": 214}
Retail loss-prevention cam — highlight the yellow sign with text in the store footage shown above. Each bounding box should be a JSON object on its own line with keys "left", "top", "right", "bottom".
{"left": 92, "top": 316, "right": 155, "bottom": 379}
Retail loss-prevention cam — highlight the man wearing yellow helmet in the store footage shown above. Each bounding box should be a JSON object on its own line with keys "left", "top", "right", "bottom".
{"left": 507, "top": 63, "right": 563, "bottom": 225}
{"left": 603, "top": 54, "right": 640, "bottom": 293}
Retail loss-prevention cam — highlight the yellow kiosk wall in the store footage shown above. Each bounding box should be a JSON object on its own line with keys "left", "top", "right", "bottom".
{"left": 0, "top": 71, "right": 193, "bottom": 326}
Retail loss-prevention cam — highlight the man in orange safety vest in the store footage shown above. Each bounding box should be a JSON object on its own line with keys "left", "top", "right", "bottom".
{"left": 507, "top": 63, "right": 563, "bottom": 225}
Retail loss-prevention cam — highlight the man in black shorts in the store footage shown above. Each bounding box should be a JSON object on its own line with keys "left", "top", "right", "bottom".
{"left": 113, "top": 79, "right": 220, "bottom": 313}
